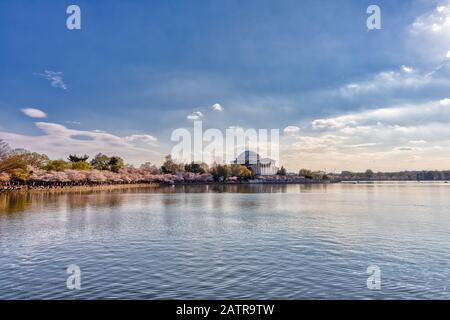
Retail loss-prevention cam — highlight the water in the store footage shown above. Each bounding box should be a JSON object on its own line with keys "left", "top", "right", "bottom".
{"left": 0, "top": 182, "right": 449, "bottom": 299}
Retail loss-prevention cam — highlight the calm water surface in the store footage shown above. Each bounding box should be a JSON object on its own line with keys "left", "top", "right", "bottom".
{"left": 0, "top": 183, "right": 449, "bottom": 299}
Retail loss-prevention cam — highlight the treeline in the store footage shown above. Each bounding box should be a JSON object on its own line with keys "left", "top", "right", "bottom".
{"left": 336, "top": 169, "right": 450, "bottom": 181}
{"left": 0, "top": 140, "right": 266, "bottom": 187}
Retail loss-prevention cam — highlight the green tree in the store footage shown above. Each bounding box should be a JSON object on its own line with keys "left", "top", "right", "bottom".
{"left": 71, "top": 161, "right": 90, "bottom": 170}
{"left": 44, "top": 160, "right": 71, "bottom": 171}
{"left": 68, "top": 154, "right": 89, "bottom": 163}
{"left": 184, "top": 161, "right": 209, "bottom": 174}
{"left": 90, "top": 153, "right": 111, "bottom": 170}
{"left": 299, "top": 168, "right": 313, "bottom": 179}
{"left": 277, "top": 166, "right": 287, "bottom": 176}
{"left": 230, "top": 164, "right": 253, "bottom": 180}
{"left": 161, "top": 155, "right": 184, "bottom": 174}
{"left": 90, "top": 153, "right": 124, "bottom": 172}
{"left": 210, "top": 164, "right": 231, "bottom": 181}
{"left": 108, "top": 156, "right": 124, "bottom": 173}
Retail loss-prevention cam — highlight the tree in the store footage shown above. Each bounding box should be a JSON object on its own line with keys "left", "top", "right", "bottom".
{"left": 210, "top": 164, "right": 231, "bottom": 181}
{"left": 0, "top": 139, "right": 11, "bottom": 161}
{"left": 90, "top": 153, "right": 124, "bottom": 172}
{"left": 161, "top": 155, "right": 184, "bottom": 174}
{"left": 277, "top": 166, "right": 287, "bottom": 176}
{"left": 365, "top": 169, "right": 375, "bottom": 179}
{"left": 71, "top": 161, "right": 90, "bottom": 170}
{"left": 0, "top": 146, "right": 49, "bottom": 171}
{"left": 230, "top": 164, "right": 253, "bottom": 180}
{"left": 44, "top": 160, "right": 71, "bottom": 171}
{"left": 299, "top": 168, "right": 313, "bottom": 179}
{"left": 140, "top": 162, "right": 160, "bottom": 174}
{"left": 184, "top": 161, "right": 209, "bottom": 174}
{"left": 0, "top": 154, "right": 28, "bottom": 174}
{"left": 311, "top": 171, "right": 325, "bottom": 180}
{"left": 108, "top": 156, "right": 124, "bottom": 173}
{"left": 10, "top": 167, "right": 29, "bottom": 182}
{"left": 24, "top": 152, "right": 50, "bottom": 169}
{"left": 90, "top": 153, "right": 111, "bottom": 170}
{"left": 68, "top": 154, "right": 89, "bottom": 163}
{"left": 0, "top": 144, "right": 30, "bottom": 181}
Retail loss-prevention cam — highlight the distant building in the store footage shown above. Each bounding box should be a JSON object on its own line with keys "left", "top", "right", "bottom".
{"left": 232, "top": 150, "right": 278, "bottom": 176}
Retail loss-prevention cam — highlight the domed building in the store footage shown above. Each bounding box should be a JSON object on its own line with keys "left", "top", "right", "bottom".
{"left": 232, "top": 150, "right": 278, "bottom": 176}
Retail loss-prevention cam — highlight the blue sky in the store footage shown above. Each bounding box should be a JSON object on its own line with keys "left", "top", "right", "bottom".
{"left": 1, "top": 0, "right": 450, "bottom": 171}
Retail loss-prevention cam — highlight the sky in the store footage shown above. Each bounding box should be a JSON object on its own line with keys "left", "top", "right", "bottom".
{"left": 1, "top": 0, "right": 450, "bottom": 172}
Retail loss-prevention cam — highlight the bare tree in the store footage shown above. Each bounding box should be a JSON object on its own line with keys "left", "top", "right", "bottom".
{"left": 0, "top": 139, "right": 11, "bottom": 161}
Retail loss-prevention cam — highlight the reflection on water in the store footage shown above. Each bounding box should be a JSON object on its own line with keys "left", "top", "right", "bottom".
{"left": 0, "top": 183, "right": 449, "bottom": 299}
{"left": 0, "top": 184, "right": 323, "bottom": 214}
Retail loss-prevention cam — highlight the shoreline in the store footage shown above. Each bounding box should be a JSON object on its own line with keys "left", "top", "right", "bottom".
{"left": 0, "top": 183, "right": 161, "bottom": 194}
{"left": 3, "top": 179, "right": 450, "bottom": 194}
{"left": 0, "top": 180, "right": 332, "bottom": 193}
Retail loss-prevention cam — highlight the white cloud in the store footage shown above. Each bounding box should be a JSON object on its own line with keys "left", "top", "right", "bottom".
{"left": 440, "top": 98, "right": 450, "bottom": 106}
{"left": 38, "top": 70, "right": 68, "bottom": 90}
{"left": 312, "top": 99, "right": 450, "bottom": 130}
{"left": 337, "top": 66, "right": 440, "bottom": 98}
{"left": 21, "top": 108, "right": 47, "bottom": 118}
{"left": 283, "top": 126, "right": 300, "bottom": 135}
{"left": 344, "top": 143, "right": 378, "bottom": 148}
{"left": 288, "top": 135, "right": 345, "bottom": 152}
{"left": 409, "top": 140, "right": 427, "bottom": 145}
{"left": 187, "top": 111, "right": 203, "bottom": 121}
{"left": 411, "top": 4, "right": 450, "bottom": 35}
{"left": 124, "top": 134, "right": 158, "bottom": 144}
{"left": 211, "top": 103, "right": 224, "bottom": 112}
{"left": 409, "top": 3, "right": 450, "bottom": 62}
{"left": 66, "top": 120, "right": 81, "bottom": 125}
{"left": 0, "top": 122, "right": 161, "bottom": 166}
{"left": 401, "top": 65, "right": 414, "bottom": 73}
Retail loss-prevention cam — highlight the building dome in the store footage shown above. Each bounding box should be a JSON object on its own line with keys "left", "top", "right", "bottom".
{"left": 232, "top": 150, "right": 278, "bottom": 176}
{"left": 235, "top": 150, "right": 259, "bottom": 164}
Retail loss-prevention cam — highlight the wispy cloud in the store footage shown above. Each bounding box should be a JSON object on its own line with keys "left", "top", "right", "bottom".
{"left": 312, "top": 99, "right": 450, "bottom": 130}
{"left": 187, "top": 111, "right": 203, "bottom": 121}
{"left": 344, "top": 143, "right": 378, "bottom": 149}
{"left": 21, "top": 108, "right": 47, "bottom": 118}
{"left": 408, "top": 2, "right": 450, "bottom": 62}
{"left": 124, "top": 134, "right": 158, "bottom": 145}
{"left": 336, "top": 66, "right": 444, "bottom": 98}
{"left": 211, "top": 103, "right": 224, "bottom": 112}
{"left": 283, "top": 126, "right": 300, "bottom": 135}
{"left": 66, "top": 120, "right": 81, "bottom": 125}
{"left": 0, "top": 122, "right": 161, "bottom": 165}
{"left": 38, "top": 70, "right": 68, "bottom": 90}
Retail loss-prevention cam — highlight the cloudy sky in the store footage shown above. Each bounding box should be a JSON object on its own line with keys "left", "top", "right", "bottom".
{"left": 1, "top": 0, "right": 450, "bottom": 171}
